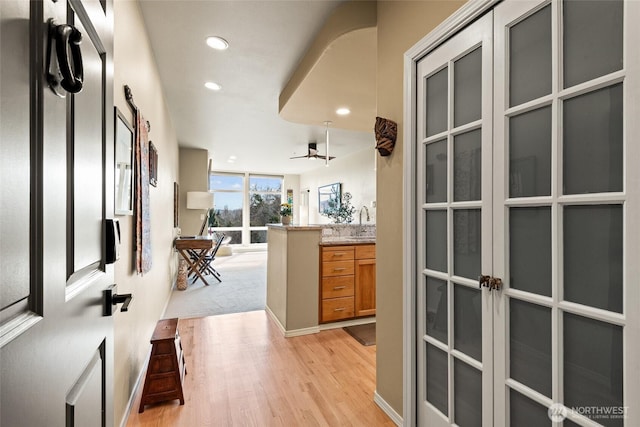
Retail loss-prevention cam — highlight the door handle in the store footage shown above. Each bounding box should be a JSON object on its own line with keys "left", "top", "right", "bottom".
{"left": 478, "top": 275, "right": 502, "bottom": 291}
{"left": 104, "top": 284, "right": 133, "bottom": 316}
{"left": 46, "top": 21, "right": 84, "bottom": 96}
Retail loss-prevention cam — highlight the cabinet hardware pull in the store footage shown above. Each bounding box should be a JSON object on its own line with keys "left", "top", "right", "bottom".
{"left": 333, "top": 286, "right": 346, "bottom": 290}
{"left": 333, "top": 252, "right": 345, "bottom": 256}
{"left": 334, "top": 267, "right": 346, "bottom": 271}
{"left": 334, "top": 307, "right": 346, "bottom": 311}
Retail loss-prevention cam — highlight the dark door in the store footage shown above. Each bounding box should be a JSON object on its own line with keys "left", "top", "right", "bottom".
{"left": 1, "top": 0, "right": 116, "bottom": 425}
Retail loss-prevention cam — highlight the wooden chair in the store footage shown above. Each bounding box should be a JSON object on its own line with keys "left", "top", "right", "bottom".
{"left": 188, "top": 232, "right": 225, "bottom": 283}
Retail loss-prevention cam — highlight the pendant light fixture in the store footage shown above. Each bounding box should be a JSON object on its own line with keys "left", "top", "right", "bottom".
{"left": 324, "top": 121, "right": 332, "bottom": 167}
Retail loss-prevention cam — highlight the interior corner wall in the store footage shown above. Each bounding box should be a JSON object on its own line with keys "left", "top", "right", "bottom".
{"left": 112, "top": 0, "right": 181, "bottom": 425}
{"left": 375, "top": 0, "right": 466, "bottom": 417}
{"left": 299, "top": 147, "right": 377, "bottom": 225}
{"left": 179, "top": 147, "right": 210, "bottom": 236}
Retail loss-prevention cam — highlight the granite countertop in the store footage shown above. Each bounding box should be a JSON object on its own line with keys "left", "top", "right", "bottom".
{"left": 266, "top": 224, "right": 323, "bottom": 231}
{"left": 267, "top": 223, "right": 375, "bottom": 245}
{"left": 320, "top": 237, "right": 376, "bottom": 246}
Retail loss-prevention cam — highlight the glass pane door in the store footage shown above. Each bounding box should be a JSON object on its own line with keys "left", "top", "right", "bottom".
{"left": 493, "top": 1, "right": 635, "bottom": 425}
{"left": 411, "top": 1, "right": 640, "bottom": 426}
{"left": 416, "top": 13, "right": 493, "bottom": 427}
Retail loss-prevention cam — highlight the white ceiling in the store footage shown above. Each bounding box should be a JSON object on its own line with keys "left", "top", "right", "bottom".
{"left": 138, "top": 0, "right": 377, "bottom": 175}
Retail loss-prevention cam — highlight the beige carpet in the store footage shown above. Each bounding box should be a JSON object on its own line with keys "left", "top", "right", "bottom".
{"left": 163, "top": 251, "right": 267, "bottom": 319}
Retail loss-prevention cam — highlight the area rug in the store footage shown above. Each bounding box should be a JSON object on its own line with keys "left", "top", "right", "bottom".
{"left": 162, "top": 251, "right": 267, "bottom": 319}
{"left": 343, "top": 322, "right": 376, "bottom": 346}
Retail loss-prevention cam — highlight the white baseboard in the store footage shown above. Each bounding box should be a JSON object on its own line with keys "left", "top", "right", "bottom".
{"left": 266, "top": 307, "right": 376, "bottom": 337}
{"left": 118, "top": 354, "right": 150, "bottom": 427}
{"left": 265, "top": 305, "right": 286, "bottom": 334}
{"left": 265, "top": 306, "right": 320, "bottom": 337}
{"left": 284, "top": 326, "right": 320, "bottom": 337}
{"left": 374, "top": 391, "right": 403, "bottom": 426}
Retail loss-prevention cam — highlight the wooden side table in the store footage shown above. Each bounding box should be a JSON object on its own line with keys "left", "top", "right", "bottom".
{"left": 138, "top": 318, "right": 187, "bottom": 413}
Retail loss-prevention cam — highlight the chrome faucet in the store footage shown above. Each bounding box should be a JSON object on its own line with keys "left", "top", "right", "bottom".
{"left": 359, "top": 206, "right": 370, "bottom": 225}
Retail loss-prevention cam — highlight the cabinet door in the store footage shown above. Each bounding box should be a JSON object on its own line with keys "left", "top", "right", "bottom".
{"left": 355, "top": 258, "right": 376, "bottom": 317}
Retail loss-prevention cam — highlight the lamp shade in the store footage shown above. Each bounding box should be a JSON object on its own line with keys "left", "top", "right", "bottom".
{"left": 186, "top": 191, "right": 214, "bottom": 210}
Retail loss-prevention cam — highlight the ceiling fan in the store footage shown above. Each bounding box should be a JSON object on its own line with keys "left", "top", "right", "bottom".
{"left": 289, "top": 142, "right": 335, "bottom": 160}
{"left": 290, "top": 121, "right": 335, "bottom": 165}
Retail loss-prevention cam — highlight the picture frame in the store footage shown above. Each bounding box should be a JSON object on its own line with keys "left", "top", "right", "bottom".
{"left": 114, "top": 107, "right": 134, "bottom": 215}
{"left": 318, "top": 182, "right": 341, "bottom": 213}
{"left": 173, "top": 182, "right": 179, "bottom": 227}
{"left": 149, "top": 141, "right": 158, "bottom": 187}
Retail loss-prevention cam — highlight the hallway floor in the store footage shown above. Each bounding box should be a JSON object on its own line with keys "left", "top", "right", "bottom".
{"left": 126, "top": 311, "right": 394, "bottom": 426}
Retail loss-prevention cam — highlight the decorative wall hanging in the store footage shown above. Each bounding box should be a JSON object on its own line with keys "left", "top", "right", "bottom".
{"left": 374, "top": 116, "right": 398, "bottom": 156}
{"left": 125, "top": 85, "right": 153, "bottom": 274}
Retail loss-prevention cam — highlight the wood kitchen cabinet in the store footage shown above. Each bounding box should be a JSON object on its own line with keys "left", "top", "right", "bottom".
{"left": 355, "top": 245, "right": 376, "bottom": 317}
{"left": 320, "top": 244, "right": 375, "bottom": 323}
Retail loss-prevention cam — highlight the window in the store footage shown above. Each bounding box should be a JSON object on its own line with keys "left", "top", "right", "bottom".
{"left": 209, "top": 172, "right": 283, "bottom": 246}
{"left": 210, "top": 174, "right": 244, "bottom": 244}
{"left": 249, "top": 175, "right": 282, "bottom": 243}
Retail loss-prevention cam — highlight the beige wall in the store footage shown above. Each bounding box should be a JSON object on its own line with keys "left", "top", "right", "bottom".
{"left": 112, "top": 0, "right": 180, "bottom": 424}
{"left": 375, "top": 0, "right": 465, "bottom": 416}
{"left": 266, "top": 227, "right": 321, "bottom": 332}
{"left": 179, "top": 147, "right": 209, "bottom": 236}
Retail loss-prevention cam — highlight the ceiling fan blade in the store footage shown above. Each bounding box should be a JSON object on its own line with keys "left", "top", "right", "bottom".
{"left": 289, "top": 154, "right": 310, "bottom": 159}
{"left": 315, "top": 154, "right": 336, "bottom": 160}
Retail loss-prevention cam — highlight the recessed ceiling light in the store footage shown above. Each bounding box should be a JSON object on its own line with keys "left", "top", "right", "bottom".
{"left": 336, "top": 107, "right": 351, "bottom": 116}
{"left": 206, "top": 36, "right": 229, "bottom": 50}
{"left": 205, "top": 81, "right": 222, "bottom": 91}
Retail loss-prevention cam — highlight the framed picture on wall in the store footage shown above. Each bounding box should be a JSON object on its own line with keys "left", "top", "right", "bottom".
{"left": 173, "top": 182, "right": 179, "bottom": 227}
{"left": 318, "top": 182, "right": 341, "bottom": 213}
{"left": 114, "top": 107, "right": 134, "bottom": 215}
{"left": 149, "top": 141, "right": 158, "bottom": 187}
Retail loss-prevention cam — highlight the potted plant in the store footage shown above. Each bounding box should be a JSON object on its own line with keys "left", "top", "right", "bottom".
{"left": 321, "top": 192, "right": 356, "bottom": 224}
{"left": 280, "top": 202, "right": 293, "bottom": 225}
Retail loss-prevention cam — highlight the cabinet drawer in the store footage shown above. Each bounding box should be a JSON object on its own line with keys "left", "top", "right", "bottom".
{"left": 355, "top": 244, "right": 376, "bottom": 260}
{"left": 152, "top": 340, "right": 174, "bottom": 355}
{"left": 322, "top": 297, "right": 355, "bottom": 322}
{"left": 148, "top": 354, "right": 176, "bottom": 374}
{"left": 322, "top": 276, "right": 354, "bottom": 299}
{"left": 322, "top": 260, "right": 354, "bottom": 277}
{"left": 322, "top": 247, "right": 354, "bottom": 262}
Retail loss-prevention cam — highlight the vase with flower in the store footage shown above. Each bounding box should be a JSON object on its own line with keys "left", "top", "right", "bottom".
{"left": 280, "top": 203, "right": 292, "bottom": 225}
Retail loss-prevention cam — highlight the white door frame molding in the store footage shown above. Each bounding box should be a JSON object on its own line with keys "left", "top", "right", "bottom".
{"left": 402, "top": 1, "right": 499, "bottom": 425}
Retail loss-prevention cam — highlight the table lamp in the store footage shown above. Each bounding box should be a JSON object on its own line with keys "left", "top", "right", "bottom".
{"left": 186, "top": 191, "right": 214, "bottom": 236}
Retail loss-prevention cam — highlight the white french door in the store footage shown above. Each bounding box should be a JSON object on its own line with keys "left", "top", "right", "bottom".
{"left": 416, "top": 12, "right": 494, "bottom": 426}
{"left": 411, "top": 0, "right": 640, "bottom": 426}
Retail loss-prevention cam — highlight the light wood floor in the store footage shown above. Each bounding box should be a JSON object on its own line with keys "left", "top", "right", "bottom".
{"left": 126, "top": 311, "right": 395, "bottom": 426}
